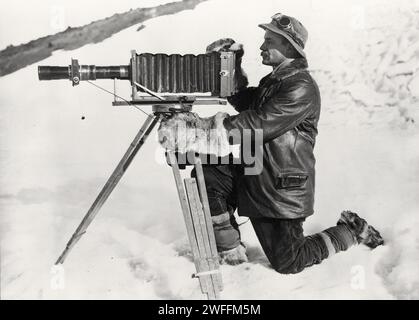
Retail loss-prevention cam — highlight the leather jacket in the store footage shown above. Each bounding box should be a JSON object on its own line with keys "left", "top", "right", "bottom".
{"left": 223, "top": 58, "right": 321, "bottom": 219}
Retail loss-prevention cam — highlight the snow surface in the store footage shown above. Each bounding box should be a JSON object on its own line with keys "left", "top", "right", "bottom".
{"left": 0, "top": 0, "right": 180, "bottom": 50}
{"left": 1, "top": 0, "right": 419, "bottom": 299}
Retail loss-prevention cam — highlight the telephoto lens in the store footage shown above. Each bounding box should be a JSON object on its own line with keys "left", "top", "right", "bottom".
{"left": 38, "top": 60, "right": 130, "bottom": 83}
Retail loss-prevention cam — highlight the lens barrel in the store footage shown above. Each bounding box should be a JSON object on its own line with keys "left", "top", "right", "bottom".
{"left": 87, "top": 66, "right": 130, "bottom": 80}
{"left": 38, "top": 64, "right": 130, "bottom": 81}
{"left": 38, "top": 66, "right": 70, "bottom": 80}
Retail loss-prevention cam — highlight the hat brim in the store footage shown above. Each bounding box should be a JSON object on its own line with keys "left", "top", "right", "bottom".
{"left": 258, "top": 23, "right": 306, "bottom": 58}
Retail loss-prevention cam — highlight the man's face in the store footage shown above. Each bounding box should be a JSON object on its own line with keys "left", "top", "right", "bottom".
{"left": 260, "top": 30, "right": 290, "bottom": 66}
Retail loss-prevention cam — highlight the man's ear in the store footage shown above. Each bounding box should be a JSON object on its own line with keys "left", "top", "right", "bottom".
{"left": 284, "top": 43, "right": 301, "bottom": 59}
{"left": 277, "top": 34, "right": 301, "bottom": 59}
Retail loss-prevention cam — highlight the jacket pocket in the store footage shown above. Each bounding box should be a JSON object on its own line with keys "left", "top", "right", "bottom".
{"left": 275, "top": 172, "right": 309, "bottom": 190}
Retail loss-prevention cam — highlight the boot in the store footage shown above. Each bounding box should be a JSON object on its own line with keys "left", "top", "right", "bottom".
{"left": 337, "top": 210, "right": 384, "bottom": 249}
{"left": 219, "top": 243, "right": 248, "bottom": 265}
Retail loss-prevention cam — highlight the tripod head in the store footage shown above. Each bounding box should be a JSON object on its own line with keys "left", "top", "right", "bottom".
{"left": 152, "top": 103, "right": 191, "bottom": 114}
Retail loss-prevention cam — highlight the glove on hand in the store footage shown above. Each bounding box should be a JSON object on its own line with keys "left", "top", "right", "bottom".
{"left": 206, "top": 38, "right": 248, "bottom": 91}
{"left": 158, "top": 111, "right": 231, "bottom": 157}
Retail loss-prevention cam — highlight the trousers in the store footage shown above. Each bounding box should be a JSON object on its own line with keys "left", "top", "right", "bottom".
{"left": 192, "top": 164, "right": 357, "bottom": 274}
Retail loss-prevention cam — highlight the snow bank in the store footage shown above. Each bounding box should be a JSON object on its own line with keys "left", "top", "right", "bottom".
{"left": 1, "top": 0, "right": 418, "bottom": 299}
{"left": 309, "top": 2, "right": 419, "bottom": 126}
{"left": 376, "top": 214, "right": 419, "bottom": 299}
{"left": 0, "top": 0, "right": 179, "bottom": 50}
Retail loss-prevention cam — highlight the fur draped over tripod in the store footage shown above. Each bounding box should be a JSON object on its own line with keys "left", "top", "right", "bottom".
{"left": 158, "top": 112, "right": 231, "bottom": 157}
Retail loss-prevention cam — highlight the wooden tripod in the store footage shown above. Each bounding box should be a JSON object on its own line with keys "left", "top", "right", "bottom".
{"left": 55, "top": 104, "right": 222, "bottom": 300}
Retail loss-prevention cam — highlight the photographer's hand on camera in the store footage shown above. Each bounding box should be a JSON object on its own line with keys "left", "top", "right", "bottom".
{"left": 158, "top": 112, "right": 230, "bottom": 157}
{"left": 206, "top": 38, "right": 248, "bottom": 91}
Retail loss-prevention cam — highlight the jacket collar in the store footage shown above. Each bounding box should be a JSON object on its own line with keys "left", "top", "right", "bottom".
{"left": 269, "top": 58, "right": 308, "bottom": 81}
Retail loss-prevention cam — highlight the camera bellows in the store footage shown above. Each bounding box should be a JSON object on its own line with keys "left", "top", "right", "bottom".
{"left": 135, "top": 52, "right": 230, "bottom": 96}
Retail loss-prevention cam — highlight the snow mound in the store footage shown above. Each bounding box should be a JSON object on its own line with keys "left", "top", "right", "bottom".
{"left": 376, "top": 214, "right": 419, "bottom": 299}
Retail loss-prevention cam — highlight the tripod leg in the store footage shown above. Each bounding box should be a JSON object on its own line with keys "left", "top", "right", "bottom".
{"left": 168, "top": 152, "right": 222, "bottom": 300}
{"left": 56, "top": 114, "right": 160, "bottom": 264}
{"left": 184, "top": 179, "right": 219, "bottom": 300}
{"left": 166, "top": 152, "right": 202, "bottom": 264}
{"left": 193, "top": 156, "right": 223, "bottom": 292}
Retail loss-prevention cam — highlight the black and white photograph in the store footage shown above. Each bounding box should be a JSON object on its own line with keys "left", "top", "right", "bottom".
{"left": 0, "top": 0, "right": 418, "bottom": 303}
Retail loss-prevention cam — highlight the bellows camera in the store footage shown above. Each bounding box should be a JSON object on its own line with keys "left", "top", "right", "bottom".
{"left": 38, "top": 50, "right": 238, "bottom": 100}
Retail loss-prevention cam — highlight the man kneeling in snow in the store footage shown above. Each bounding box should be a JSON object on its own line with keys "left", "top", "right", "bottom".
{"left": 158, "top": 13, "right": 384, "bottom": 274}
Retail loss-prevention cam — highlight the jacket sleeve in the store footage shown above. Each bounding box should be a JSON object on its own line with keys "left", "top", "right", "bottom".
{"left": 227, "top": 87, "right": 258, "bottom": 112}
{"left": 223, "top": 78, "right": 317, "bottom": 143}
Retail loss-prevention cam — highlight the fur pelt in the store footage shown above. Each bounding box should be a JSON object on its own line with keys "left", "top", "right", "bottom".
{"left": 158, "top": 112, "right": 231, "bottom": 157}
